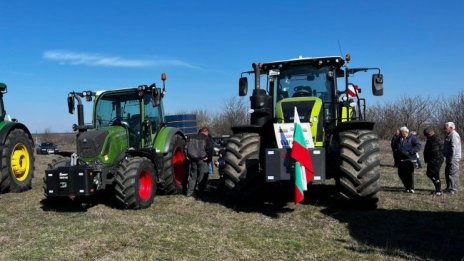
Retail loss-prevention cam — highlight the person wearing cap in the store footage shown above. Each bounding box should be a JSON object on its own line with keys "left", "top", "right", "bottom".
{"left": 443, "top": 122, "right": 461, "bottom": 195}
{"left": 423, "top": 128, "right": 444, "bottom": 195}
{"left": 392, "top": 126, "right": 422, "bottom": 193}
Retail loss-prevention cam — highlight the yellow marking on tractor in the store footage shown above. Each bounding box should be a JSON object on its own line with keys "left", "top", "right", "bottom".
{"left": 10, "top": 143, "right": 30, "bottom": 181}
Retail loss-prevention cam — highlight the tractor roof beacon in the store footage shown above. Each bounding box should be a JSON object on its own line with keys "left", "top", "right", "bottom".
{"left": 43, "top": 74, "right": 188, "bottom": 209}
{"left": 0, "top": 82, "right": 35, "bottom": 194}
{"left": 223, "top": 54, "right": 384, "bottom": 209}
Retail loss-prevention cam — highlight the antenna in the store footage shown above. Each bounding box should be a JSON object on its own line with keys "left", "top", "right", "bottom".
{"left": 338, "top": 40, "right": 344, "bottom": 58}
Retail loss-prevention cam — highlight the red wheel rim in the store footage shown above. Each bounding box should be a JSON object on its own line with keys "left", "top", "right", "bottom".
{"left": 172, "top": 147, "right": 186, "bottom": 186}
{"left": 138, "top": 169, "right": 153, "bottom": 201}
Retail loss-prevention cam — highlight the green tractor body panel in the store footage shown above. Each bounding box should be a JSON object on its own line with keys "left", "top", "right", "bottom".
{"left": 77, "top": 126, "right": 128, "bottom": 164}
{"left": 276, "top": 96, "right": 324, "bottom": 147}
{"left": 153, "top": 126, "right": 184, "bottom": 154}
{"left": 153, "top": 126, "right": 172, "bottom": 154}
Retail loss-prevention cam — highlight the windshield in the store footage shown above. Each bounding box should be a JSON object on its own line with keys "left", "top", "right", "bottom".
{"left": 95, "top": 92, "right": 141, "bottom": 128}
{"left": 276, "top": 65, "right": 335, "bottom": 103}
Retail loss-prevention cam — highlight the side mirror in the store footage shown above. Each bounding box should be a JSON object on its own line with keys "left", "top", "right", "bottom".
{"left": 151, "top": 88, "right": 162, "bottom": 107}
{"left": 372, "top": 74, "right": 384, "bottom": 96}
{"left": 67, "top": 96, "right": 75, "bottom": 114}
{"left": 239, "top": 77, "right": 248, "bottom": 96}
{"left": 0, "top": 83, "right": 7, "bottom": 94}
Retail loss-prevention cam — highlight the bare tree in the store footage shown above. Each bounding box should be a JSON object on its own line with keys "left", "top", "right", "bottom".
{"left": 211, "top": 96, "right": 249, "bottom": 135}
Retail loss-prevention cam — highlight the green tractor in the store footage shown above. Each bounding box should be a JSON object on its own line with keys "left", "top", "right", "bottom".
{"left": 0, "top": 82, "right": 35, "bottom": 193}
{"left": 223, "top": 55, "right": 384, "bottom": 208}
{"left": 44, "top": 74, "right": 188, "bottom": 209}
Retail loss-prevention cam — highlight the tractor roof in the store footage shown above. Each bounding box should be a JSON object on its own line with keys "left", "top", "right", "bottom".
{"left": 260, "top": 56, "right": 345, "bottom": 71}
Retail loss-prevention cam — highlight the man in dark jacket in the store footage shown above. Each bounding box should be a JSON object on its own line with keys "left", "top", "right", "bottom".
{"left": 393, "top": 126, "right": 422, "bottom": 193}
{"left": 391, "top": 129, "right": 401, "bottom": 167}
{"left": 423, "top": 128, "right": 444, "bottom": 195}
{"left": 186, "top": 127, "right": 213, "bottom": 197}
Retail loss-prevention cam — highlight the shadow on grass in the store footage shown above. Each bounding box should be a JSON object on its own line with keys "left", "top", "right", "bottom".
{"left": 40, "top": 190, "right": 121, "bottom": 212}
{"left": 321, "top": 208, "right": 464, "bottom": 260}
{"left": 198, "top": 178, "right": 296, "bottom": 218}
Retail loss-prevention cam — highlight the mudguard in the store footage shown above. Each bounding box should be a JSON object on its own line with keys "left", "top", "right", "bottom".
{"left": 154, "top": 126, "right": 185, "bottom": 154}
{"left": 335, "top": 120, "right": 375, "bottom": 132}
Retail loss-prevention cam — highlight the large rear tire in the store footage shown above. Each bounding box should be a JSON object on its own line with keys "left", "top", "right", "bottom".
{"left": 114, "top": 156, "right": 156, "bottom": 209}
{"left": 0, "top": 129, "right": 34, "bottom": 193}
{"left": 338, "top": 129, "right": 380, "bottom": 209}
{"left": 222, "top": 133, "right": 261, "bottom": 199}
{"left": 158, "top": 134, "right": 187, "bottom": 195}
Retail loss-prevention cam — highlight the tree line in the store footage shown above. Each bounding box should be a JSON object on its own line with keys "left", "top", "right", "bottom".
{"left": 366, "top": 91, "right": 464, "bottom": 139}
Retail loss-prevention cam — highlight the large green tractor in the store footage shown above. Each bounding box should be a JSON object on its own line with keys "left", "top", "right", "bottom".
{"left": 223, "top": 55, "right": 384, "bottom": 208}
{"left": 44, "top": 74, "right": 187, "bottom": 209}
{"left": 0, "top": 82, "right": 34, "bottom": 193}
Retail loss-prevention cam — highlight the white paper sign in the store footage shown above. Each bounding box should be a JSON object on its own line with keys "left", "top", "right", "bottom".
{"left": 273, "top": 123, "right": 314, "bottom": 149}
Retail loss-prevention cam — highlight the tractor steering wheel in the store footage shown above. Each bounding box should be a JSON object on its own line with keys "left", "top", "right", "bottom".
{"left": 110, "top": 117, "right": 129, "bottom": 128}
{"left": 293, "top": 86, "right": 313, "bottom": 97}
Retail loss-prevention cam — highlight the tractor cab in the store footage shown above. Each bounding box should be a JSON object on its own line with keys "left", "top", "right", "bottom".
{"left": 238, "top": 55, "right": 383, "bottom": 147}
{"left": 93, "top": 88, "right": 164, "bottom": 149}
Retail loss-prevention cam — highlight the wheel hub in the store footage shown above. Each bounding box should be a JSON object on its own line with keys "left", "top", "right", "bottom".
{"left": 11, "top": 143, "right": 30, "bottom": 181}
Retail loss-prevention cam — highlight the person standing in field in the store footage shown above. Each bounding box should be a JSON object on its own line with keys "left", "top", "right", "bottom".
{"left": 186, "top": 127, "right": 214, "bottom": 197}
{"left": 391, "top": 129, "right": 401, "bottom": 167}
{"left": 443, "top": 122, "right": 461, "bottom": 195}
{"left": 423, "top": 128, "right": 444, "bottom": 195}
{"left": 393, "top": 126, "right": 421, "bottom": 193}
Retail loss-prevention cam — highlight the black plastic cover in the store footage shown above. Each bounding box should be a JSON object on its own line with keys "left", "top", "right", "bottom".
{"left": 45, "top": 165, "right": 96, "bottom": 197}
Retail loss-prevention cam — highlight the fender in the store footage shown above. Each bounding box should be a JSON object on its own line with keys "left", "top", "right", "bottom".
{"left": 335, "top": 120, "right": 375, "bottom": 133}
{"left": 231, "top": 125, "right": 263, "bottom": 134}
{"left": 0, "top": 122, "right": 34, "bottom": 147}
{"left": 154, "top": 126, "right": 185, "bottom": 154}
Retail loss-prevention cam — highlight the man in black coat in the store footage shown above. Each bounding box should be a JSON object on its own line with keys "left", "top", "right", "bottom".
{"left": 393, "top": 126, "right": 421, "bottom": 193}
{"left": 423, "top": 128, "right": 444, "bottom": 195}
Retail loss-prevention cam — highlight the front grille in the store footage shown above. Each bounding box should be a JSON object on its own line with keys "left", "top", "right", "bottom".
{"left": 281, "top": 101, "right": 315, "bottom": 123}
{"left": 77, "top": 130, "right": 109, "bottom": 158}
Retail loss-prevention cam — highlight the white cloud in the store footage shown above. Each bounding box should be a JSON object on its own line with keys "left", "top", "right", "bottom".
{"left": 43, "top": 50, "right": 201, "bottom": 69}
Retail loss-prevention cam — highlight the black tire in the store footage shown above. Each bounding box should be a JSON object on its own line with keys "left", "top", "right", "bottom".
{"left": 338, "top": 129, "right": 380, "bottom": 209}
{"left": 0, "top": 129, "right": 34, "bottom": 193}
{"left": 158, "top": 134, "right": 187, "bottom": 195}
{"left": 114, "top": 156, "right": 156, "bottom": 209}
{"left": 222, "top": 133, "right": 261, "bottom": 199}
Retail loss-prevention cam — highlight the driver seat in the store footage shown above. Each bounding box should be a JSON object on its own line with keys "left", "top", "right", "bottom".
{"left": 292, "top": 86, "right": 313, "bottom": 97}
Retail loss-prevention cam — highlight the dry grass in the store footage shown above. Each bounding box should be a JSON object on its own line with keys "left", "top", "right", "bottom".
{"left": 0, "top": 140, "right": 463, "bottom": 260}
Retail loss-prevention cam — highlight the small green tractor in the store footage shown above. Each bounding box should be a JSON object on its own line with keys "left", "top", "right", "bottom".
{"left": 44, "top": 74, "right": 187, "bottom": 209}
{"left": 0, "top": 82, "right": 35, "bottom": 193}
{"left": 223, "top": 55, "right": 384, "bottom": 208}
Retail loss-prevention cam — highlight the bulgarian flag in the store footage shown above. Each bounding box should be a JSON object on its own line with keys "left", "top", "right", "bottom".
{"left": 290, "top": 107, "right": 314, "bottom": 203}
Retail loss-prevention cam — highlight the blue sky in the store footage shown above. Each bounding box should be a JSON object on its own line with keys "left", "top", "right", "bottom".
{"left": 1, "top": 1, "right": 463, "bottom": 133}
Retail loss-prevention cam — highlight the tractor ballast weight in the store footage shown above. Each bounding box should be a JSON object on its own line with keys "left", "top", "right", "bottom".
{"left": 44, "top": 74, "right": 188, "bottom": 209}
{"left": 223, "top": 55, "right": 384, "bottom": 209}
{"left": 0, "top": 82, "right": 35, "bottom": 193}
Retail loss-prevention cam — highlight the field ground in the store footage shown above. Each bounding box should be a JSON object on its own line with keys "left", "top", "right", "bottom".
{"left": 0, "top": 140, "right": 463, "bottom": 260}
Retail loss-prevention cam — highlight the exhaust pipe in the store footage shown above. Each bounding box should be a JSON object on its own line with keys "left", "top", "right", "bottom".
{"left": 252, "top": 63, "right": 261, "bottom": 90}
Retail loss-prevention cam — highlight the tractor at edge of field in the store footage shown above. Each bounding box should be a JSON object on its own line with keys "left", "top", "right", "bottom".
{"left": 222, "top": 54, "right": 384, "bottom": 209}
{"left": 43, "top": 74, "right": 188, "bottom": 209}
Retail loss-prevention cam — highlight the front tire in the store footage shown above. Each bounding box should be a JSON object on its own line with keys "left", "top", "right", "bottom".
{"left": 158, "top": 134, "right": 187, "bottom": 195}
{"left": 0, "top": 129, "right": 34, "bottom": 193}
{"left": 338, "top": 129, "right": 380, "bottom": 209}
{"left": 222, "top": 133, "right": 261, "bottom": 199}
{"left": 114, "top": 156, "right": 156, "bottom": 209}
